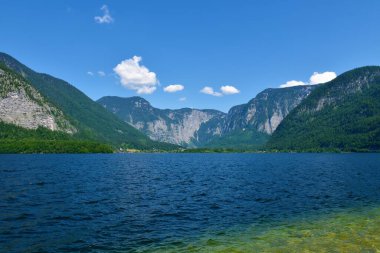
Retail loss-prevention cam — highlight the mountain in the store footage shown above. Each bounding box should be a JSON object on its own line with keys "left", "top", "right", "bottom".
{"left": 2, "top": 52, "right": 377, "bottom": 152}
{"left": 267, "top": 66, "right": 380, "bottom": 152}
{"left": 98, "top": 85, "right": 315, "bottom": 148}
{"left": 204, "top": 85, "right": 316, "bottom": 148}
{"left": 0, "top": 63, "right": 75, "bottom": 133}
{"left": 0, "top": 53, "right": 177, "bottom": 151}
{"left": 0, "top": 64, "right": 112, "bottom": 153}
{"left": 97, "top": 96, "right": 226, "bottom": 146}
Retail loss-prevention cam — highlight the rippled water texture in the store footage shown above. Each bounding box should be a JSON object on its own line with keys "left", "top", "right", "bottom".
{"left": 1, "top": 153, "right": 380, "bottom": 252}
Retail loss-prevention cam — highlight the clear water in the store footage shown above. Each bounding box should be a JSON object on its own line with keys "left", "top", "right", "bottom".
{"left": 0, "top": 153, "right": 379, "bottom": 252}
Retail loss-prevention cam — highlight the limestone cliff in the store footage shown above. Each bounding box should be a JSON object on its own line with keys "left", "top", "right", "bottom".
{"left": 97, "top": 85, "right": 314, "bottom": 147}
{"left": 221, "top": 85, "right": 316, "bottom": 135}
{"left": 0, "top": 65, "right": 76, "bottom": 133}
{"left": 98, "top": 96, "right": 225, "bottom": 146}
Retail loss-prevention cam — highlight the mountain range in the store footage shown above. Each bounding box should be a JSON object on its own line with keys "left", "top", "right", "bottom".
{"left": 98, "top": 85, "right": 315, "bottom": 148}
{"left": 0, "top": 52, "right": 379, "bottom": 152}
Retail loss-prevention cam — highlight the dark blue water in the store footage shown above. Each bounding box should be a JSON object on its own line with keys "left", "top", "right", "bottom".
{"left": 0, "top": 153, "right": 380, "bottom": 252}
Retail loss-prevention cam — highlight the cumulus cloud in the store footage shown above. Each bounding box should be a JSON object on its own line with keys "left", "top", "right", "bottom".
{"left": 113, "top": 56, "right": 158, "bottom": 94}
{"left": 309, "top": 71, "right": 337, "bottom": 85}
{"left": 179, "top": 97, "right": 186, "bottom": 102}
{"left": 280, "top": 80, "right": 306, "bottom": 88}
{"left": 94, "top": 5, "right": 114, "bottom": 24}
{"left": 136, "top": 86, "right": 157, "bottom": 94}
{"left": 200, "top": 85, "right": 240, "bottom": 96}
{"left": 279, "top": 71, "right": 336, "bottom": 88}
{"left": 163, "top": 84, "right": 184, "bottom": 93}
{"left": 221, "top": 85, "right": 240, "bottom": 95}
{"left": 87, "top": 71, "right": 94, "bottom": 76}
{"left": 98, "top": 71, "right": 106, "bottom": 77}
{"left": 200, "top": 86, "right": 222, "bottom": 97}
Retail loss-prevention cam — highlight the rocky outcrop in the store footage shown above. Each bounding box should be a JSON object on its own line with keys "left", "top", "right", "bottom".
{"left": 221, "top": 85, "right": 316, "bottom": 135}
{"left": 144, "top": 109, "right": 220, "bottom": 145}
{"left": 98, "top": 96, "right": 225, "bottom": 146}
{"left": 0, "top": 66, "right": 76, "bottom": 133}
{"left": 98, "top": 86, "right": 314, "bottom": 147}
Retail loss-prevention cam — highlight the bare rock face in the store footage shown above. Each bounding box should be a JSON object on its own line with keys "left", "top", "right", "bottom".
{"left": 98, "top": 86, "right": 315, "bottom": 147}
{"left": 132, "top": 109, "right": 217, "bottom": 145}
{"left": 98, "top": 96, "right": 225, "bottom": 146}
{"left": 163, "top": 110, "right": 216, "bottom": 145}
{"left": 0, "top": 67, "right": 76, "bottom": 133}
{"left": 221, "top": 85, "right": 316, "bottom": 135}
{"left": 0, "top": 90, "right": 58, "bottom": 130}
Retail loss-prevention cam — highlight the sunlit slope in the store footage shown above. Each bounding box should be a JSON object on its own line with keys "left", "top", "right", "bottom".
{"left": 0, "top": 52, "right": 177, "bottom": 150}
{"left": 267, "top": 66, "right": 380, "bottom": 152}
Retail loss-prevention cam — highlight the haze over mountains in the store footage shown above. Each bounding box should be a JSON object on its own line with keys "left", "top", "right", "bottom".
{"left": 0, "top": 52, "right": 379, "bottom": 152}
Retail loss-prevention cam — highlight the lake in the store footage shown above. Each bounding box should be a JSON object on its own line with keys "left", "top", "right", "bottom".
{"left": 1, "top": 153, "right": 380, "bottom": 252}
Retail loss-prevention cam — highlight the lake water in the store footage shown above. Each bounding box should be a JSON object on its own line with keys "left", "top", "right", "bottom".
{"left": 1, "top": 153, "right": 380, "bottom": 252}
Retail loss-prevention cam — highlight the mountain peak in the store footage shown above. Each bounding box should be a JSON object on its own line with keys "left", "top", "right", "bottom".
{"left": 97, "top": 96, "right": 225, "bottom": 146}
{"left": 98, "top": 84, "right": 315, "bottom": 148}
{"left": 97, "top": 96, "right": 152, "bottom": 111}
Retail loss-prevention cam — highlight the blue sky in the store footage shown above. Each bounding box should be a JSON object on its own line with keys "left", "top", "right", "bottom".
{"left": 1, "top": 0, "right": 380, "bottom": 112}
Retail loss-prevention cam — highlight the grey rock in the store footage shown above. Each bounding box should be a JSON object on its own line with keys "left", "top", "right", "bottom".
{"left": 98, "top": 85, "right": 315, "bottom": 147}
{"left": 0, "top": 67, "right": 76, "bottom": 133}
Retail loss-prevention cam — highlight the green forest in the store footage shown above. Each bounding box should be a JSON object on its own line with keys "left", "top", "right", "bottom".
{"left": 267, "top": 66, "right": 380, "bottom": 152}
{"left": 0, "top": 122, "right": 113, "bottom": 153}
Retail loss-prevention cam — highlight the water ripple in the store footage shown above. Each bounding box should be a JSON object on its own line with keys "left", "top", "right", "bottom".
{"left": 0, "top": 153, "right": 379, "bottom": 252}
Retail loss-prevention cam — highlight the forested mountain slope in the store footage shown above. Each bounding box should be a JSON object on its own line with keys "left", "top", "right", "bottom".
{"left": 267, "top": 66, "right": 380, "bottom": 151}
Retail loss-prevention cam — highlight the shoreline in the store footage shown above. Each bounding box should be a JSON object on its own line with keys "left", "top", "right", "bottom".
{"left": 0, "top": 150, "right": 379, "bottom": 155}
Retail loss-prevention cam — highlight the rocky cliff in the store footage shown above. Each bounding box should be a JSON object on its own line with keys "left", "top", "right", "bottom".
{"left": 97, "top": 96, "right": 225, "bottom": 146}
{"left": 221, "top": 85, "right": 316, "bottom": 135}
{"left": 201, "top": 85, "right": 316, "bottom": 148}
{"left": 98, "top": 85, "right": 315, "bottom": 148}
{"left": 0, "top": 65, "right": 76, "bottom": 133}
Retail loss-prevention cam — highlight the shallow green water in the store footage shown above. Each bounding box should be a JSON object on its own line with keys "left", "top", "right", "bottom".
{"left": 142, "top": 206, "right": 380, "bottom": 252}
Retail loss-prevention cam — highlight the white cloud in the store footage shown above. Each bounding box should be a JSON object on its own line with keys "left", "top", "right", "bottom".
{"left": 280, "top": 80, "right": 306, "bottom": 88}
{"left": 179, "top": 97, "right": 186, "bottom": 102}
{"left": 164, "top": 84, "right": 184, "bottom": 93}
{"left": 136, "top": 86, "right": 156, "bottom": 94}
{"left": 98, "top": 71, "right": 106, "bottom": 77}
{"left": 200, "top": 86, "right": 222, "bottom": 97}
{"left": 221, "top": 85, "right": 240, "bottom": 95}
{"left": 113, "top": 56, "right": 158, "bottom": 94}
{"left": 87, "top": 71, "right": 94, "bottom": 76}
{"left": 200, "top": 85, "right": 240, "bottom": 96}
{"left": 94, "top": 5, "right": 114, "bottom": 24}
{"left": 279, "top": 71, "right": 337, "bottom": 88}
{"left": 309, "top": 71, "right": 337, "bottom": 85}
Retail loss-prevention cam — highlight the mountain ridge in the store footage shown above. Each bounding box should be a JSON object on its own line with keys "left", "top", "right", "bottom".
{"left": 98, "top": 96, "right": 226, "bottom": 146}
{"left": 267, "top": 66, "right": 380, "bottom": 151}
{"left": 98, "top": 85, "right": 315, "bottom": 148}
{"left": 0, "top": 52, "right": 178, "bottom": 151}
{"left": 1, "top": 52, "right": 379, "bottom": 152}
